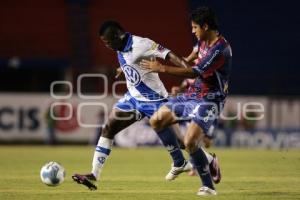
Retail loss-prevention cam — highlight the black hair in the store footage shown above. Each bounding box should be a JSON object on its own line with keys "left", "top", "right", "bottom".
{"left": 190, "top": 7, "right": 219, "bottom": 30}
{"left": 98, "top": 20, "right": 125, "bottom": 37}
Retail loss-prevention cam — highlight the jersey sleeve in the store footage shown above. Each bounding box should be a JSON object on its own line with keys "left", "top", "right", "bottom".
{"left": 141, "top": 38, "right": 171, "bottom": 59}
{"left": 192, "top": 42, "right": 227, "bottom": 76}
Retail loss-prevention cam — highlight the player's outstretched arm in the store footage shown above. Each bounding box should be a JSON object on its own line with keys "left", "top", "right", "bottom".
{"left": 166, "top": 51, "right": 191, "bottom": 68}
{"left": 141, "top": 44, "right": 225, "bottom": 78}
{"left": 140, "top": 59, "right": 197, "bottom": 78}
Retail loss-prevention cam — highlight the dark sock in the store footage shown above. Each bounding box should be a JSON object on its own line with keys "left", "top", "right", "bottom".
{"left": 189, "top": 157, "right": 196, "bottom": 169}
{"left": 156, "top": 127, "right": 185, "bottom": 167}
{"left": 190, "top": 148, "right": 214, "bottom": 189}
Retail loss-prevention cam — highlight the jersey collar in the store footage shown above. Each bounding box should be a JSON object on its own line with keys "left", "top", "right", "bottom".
{"left": 121, "top": 33, "right": 133, "bottom": 52}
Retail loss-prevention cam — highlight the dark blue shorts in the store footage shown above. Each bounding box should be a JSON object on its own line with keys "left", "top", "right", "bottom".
{"left": 165, "top": 95, "right": 225, "bottom": 138}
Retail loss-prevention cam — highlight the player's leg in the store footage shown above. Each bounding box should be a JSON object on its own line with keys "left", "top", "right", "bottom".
{"left": 139, "top": 102, "right": 191, "bottom": 180}
{"left": 185, "top": 101, "right": 223, "bottom": 195}
{"left": 156, "top": 125, "right": 193, "bottom": 180}
{"left": 150, "top": 105, "right": 177, "bottom": 131}
{"left": 73, "top": 95, "right": 140, "bottom": 190}
{"left": 91, "top": 108, "right": 138, "bottom": 180}
{"left": 73, "top": 109, "right": 138, "bottom": 190}
{"left": 161, "top": 103, "right": 220, "bottom": 182}
{"left": 147, "top": 105, "right": 191, "bottom": 180}
{"left": 202, "top": 119, "right": 221, "bottom": 184}
{"left": 171, "top": 123, "right": 185, "bottom": 149}
{"left": 149, "top": 94, "right": 193, "bottom": 131}
{"left": 172, "top": 122, "right": 213, "bottom": 153}
{"left": 150, "top": 105, "right": 185, "bottom": 168}
{"left": 184, "top": 122, "right": 217, "bottom": 195}
{"left": 186, "top": 131, "right": 221, "bottom": 184}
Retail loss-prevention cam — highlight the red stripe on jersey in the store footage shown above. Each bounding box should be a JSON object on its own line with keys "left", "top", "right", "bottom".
{"left": 201, "top": 54, "right": 226, "bottom": 78}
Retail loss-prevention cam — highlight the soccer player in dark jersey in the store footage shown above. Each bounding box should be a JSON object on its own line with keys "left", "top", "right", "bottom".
{"left": 141, "top": 7, "right": 232, "bottom": 195}
{"left": 172, "top": 54, "right": 221, "bottom": 178}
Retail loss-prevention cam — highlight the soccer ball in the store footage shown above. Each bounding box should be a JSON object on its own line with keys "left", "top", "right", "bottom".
{"left": 40, "top": 161, "right": 65, "bottom": 186}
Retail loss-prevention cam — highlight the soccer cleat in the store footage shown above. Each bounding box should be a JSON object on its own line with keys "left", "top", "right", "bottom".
{"left": 165, "top": 160, "right": 193, "bottom": 181}
{"left": 72, "top": 173, "right": 97, "bottom": 191}
{"left": 209, "top": 153, "right": 221, "bottom": 184}
{"left": 197, "top": 186, "right": 217, "bottom": 196}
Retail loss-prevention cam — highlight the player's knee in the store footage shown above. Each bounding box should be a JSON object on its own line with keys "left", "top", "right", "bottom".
{"left": 149, "top": 117, "right": 164, "bottom": 131}
{"left": 184, "top": 137, "right": 197, "bottom": 153}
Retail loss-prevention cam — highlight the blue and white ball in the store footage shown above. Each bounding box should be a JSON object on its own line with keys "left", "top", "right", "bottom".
{"left": 40, "top": 162, "right": 65, "bottom": 186}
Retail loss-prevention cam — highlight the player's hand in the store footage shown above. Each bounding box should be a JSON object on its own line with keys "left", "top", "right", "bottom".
{"left": 140, "top": 59, "right": 165, "bottom": 72}
{"left": 171, "top": 86, "right": 180, "bottom": 96}
{"left": 115, "top": 67, "right": 123, "bottom": 79}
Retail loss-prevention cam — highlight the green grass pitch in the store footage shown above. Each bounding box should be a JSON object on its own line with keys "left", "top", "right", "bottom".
{"left": 0, "top": 146, "right": 299, "bottom": 200}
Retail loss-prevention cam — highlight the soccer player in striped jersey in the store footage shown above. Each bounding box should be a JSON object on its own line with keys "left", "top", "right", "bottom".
{"left": 141, "top": 7, "right": 232, "bottom": 195}
{"left": 72, "top": 21, "right": 193, "bottom": 190}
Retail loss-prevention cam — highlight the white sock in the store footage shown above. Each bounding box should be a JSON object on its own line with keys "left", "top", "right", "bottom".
{"left": 91, "top": 137, "right": 113, "bottom": 180}
{"left": 202, "top": 148, "right": 213, "bottom": 164}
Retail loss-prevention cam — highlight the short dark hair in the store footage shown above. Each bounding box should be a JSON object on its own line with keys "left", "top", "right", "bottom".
{"left": 190, "top": 7, "right": 219, "bottom": 30}
{"left": 98, "top": 20, "right": 124, "bottom": 37}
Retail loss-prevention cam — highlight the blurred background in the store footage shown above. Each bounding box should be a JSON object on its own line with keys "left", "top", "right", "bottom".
{"left": 0, "top": 0, "right": 299, "bottom": 148}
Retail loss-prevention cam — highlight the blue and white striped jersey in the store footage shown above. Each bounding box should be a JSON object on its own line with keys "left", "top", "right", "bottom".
{"left": 117, "top": 33, "right": 170, "bottom": 101}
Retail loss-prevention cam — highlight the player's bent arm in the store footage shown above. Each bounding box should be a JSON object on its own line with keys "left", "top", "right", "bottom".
{"left": 160, "top": 64, "right": 197, "bottom": 78}
{"left": 141, "top": 43, "right": 228, "bottom": 77}
{"left": 166, "top": 51, "right": 190, "bottom": 68}
{"left": 140, "top": 59, "right": 197, "bottom": 78}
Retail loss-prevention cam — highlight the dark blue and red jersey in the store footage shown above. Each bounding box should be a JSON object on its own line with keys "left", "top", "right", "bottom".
{"left": 185, "top": 36, "right": 232, "bottom": 101}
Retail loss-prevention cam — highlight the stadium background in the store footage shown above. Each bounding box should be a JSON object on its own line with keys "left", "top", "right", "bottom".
{"left": 0, "top": 0, "right": 299, "bottom": 148}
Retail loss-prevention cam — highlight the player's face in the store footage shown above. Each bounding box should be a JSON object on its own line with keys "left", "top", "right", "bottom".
{"left": 100, "top": 35, "right": 123, "bottom": 51}
{"left": 191, "top": 21, "right": 206, "bottom": 40}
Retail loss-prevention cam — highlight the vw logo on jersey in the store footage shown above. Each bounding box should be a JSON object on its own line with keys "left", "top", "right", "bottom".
{"left": 123, "top": 65, "right": 141, "bottom": 86}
